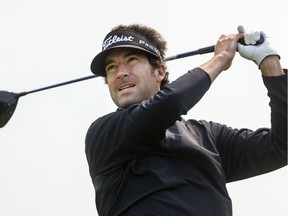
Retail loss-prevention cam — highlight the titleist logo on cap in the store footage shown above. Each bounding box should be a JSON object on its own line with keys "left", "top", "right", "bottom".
{"left": 102, "top": 35, "right": 135, "bottom": 50}
{"left": 100, "top": 29, "right": 161, "bottom": 58}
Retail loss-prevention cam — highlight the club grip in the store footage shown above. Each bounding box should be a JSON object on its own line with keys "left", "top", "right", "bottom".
{"left": 198, "top": 45, "right": 215, "bottom": 54}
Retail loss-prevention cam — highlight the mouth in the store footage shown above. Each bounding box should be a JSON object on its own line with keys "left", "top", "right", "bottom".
{"left": 119, "top": 84, "right": 135, "bottom": 91}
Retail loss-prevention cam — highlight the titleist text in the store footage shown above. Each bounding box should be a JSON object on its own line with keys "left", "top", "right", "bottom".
{"left": 103, "top": 35, "right": 134, "bottom": 50}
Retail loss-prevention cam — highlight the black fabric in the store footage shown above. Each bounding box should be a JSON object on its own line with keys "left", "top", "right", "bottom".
{"left": 85, "top": 68, "right": 287, "bottom": 216}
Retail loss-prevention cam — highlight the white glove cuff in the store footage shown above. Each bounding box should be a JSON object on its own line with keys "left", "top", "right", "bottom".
{"left": 255, "top": 49, "right": 280, "bottom": 68}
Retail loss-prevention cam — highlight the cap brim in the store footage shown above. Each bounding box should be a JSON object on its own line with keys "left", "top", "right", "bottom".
{"left": 90, "top": 45, "right": 159, "bottom": 77}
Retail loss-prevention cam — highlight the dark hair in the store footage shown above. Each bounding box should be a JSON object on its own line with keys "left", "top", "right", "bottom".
{"left": 103, "top": 24, "right": 170, "bottom": 89}
{"left": 147, "top": 55, "right": 169, "bottom": 90}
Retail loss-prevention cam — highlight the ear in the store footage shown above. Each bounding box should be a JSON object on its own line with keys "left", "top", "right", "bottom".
{"left": 156, "top": 64, "right": 167, "bottom": 83}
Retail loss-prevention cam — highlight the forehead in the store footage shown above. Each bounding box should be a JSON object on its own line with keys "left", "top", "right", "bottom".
{"left": 105, "top": 48, "right": 147, "bottom": 62}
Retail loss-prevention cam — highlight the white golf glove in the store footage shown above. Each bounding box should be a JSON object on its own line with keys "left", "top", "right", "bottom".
{"left": 237, "top": 26, "right": 280, "bottom": 68}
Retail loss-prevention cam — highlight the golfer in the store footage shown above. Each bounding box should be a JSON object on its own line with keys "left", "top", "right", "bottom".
{"left": 85, "top": 24, "right": 287, "bottom": 216}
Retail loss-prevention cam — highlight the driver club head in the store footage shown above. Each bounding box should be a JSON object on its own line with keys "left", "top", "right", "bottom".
{"left": 0, "top": 91, "right": 20, "bottom": 128}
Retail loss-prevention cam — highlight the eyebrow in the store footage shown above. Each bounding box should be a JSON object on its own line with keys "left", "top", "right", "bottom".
{"left": 105, "top": 50, "right": 145, "bottom": 67}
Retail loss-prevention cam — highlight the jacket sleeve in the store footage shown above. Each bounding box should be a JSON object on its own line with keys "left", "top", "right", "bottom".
{"left": 215, "top": 72, "right": 287, "bottom": 182}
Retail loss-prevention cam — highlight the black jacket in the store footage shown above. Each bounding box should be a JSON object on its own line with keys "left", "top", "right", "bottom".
{"left": 85, "top": 68, "right": 287, "bottom": 216}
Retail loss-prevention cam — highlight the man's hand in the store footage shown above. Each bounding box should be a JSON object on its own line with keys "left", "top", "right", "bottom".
{"left": 200, "top": 32, "right": 243, "bottom": 82}
{"left": 237, "top": 26, "right": 280, "bottom": 68}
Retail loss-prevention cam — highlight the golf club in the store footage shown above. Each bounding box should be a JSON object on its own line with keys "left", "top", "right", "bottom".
{"left": 0, "top": 33, "right": 270, "bottom": 128}
{"left": 0, "top": 45, "right": 217, "bottom": 128}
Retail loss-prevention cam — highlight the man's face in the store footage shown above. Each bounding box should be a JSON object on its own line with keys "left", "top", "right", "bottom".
{"left": 105, "top": 48, "right": 165, "bottom": 109}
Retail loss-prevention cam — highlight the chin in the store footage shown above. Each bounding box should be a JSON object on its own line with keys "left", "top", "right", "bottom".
{"left": 118, "top": 98, "right": 141, "bottom": 110}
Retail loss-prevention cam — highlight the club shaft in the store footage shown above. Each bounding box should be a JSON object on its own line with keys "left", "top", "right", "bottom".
{"left": 17, "top": 45, "right": 215, "bottom": 97}
{"left": 17, "top": 75, "right": 98, "bottom": 97}
{"left": 164, "top": 45, "right": 214, "bottom": 61}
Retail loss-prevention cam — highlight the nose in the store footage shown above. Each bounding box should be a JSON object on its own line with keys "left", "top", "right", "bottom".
{"left": 116, "top": 63, "right": 129, "bottom": 78}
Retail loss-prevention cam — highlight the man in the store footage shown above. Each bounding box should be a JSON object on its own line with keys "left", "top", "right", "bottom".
{"left": 85, "top": 24, "right": 287, "bottom": 216}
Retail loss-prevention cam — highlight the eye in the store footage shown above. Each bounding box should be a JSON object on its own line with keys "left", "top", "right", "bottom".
{"left": 127, "top": 55, "right": 139, "bottom": 63}
{"left": 105, "top": 63, "right": 117, "bottom": 73}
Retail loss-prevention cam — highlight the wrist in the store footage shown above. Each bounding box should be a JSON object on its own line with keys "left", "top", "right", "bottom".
{"left": 259, "top": 56, "right": 283, "bottom": 76}
{"left": 199, "top": 55, "right": 227, "bottom": 82}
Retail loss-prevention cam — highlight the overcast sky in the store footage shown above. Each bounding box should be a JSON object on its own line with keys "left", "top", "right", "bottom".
{"left": 0, "top": 0, "right": 287, "bottom": 215}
